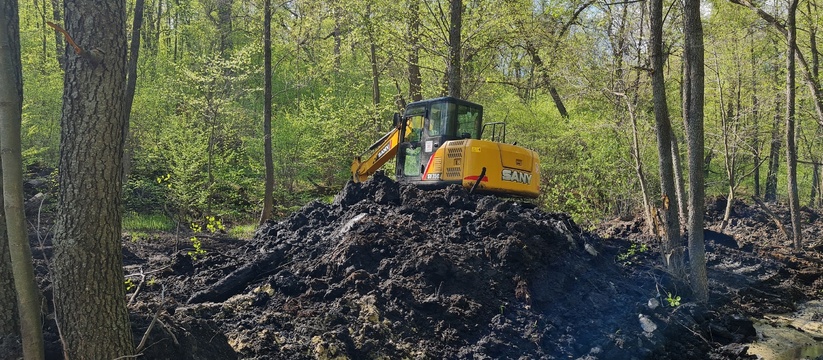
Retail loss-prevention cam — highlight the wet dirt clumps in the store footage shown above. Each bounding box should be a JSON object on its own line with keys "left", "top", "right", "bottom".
{"left": 128, "top": 174, "right": 719, "bottom": 359}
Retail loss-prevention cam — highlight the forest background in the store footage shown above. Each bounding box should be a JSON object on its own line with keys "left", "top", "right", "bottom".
{"left": 14, "top": 0, "right": 814, "bottom": 229}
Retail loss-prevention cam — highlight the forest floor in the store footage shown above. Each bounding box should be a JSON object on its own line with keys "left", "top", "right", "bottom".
{"left": 22, "top": 174, "right": 823, "bottom": 359}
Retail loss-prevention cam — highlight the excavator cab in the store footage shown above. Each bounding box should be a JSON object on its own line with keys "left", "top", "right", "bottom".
{"left": 396, "top": 97, "right": 483, "bottom": 183}
{"left": 351, "top": 97, "right": 539, "bottom": 198}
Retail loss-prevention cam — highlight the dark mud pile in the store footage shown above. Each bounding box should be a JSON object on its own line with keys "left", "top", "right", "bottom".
{"left": 121, "top": 174, "right": 734, "bottom": 359}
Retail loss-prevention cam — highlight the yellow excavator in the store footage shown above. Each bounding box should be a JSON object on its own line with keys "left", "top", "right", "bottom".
{"left": 351, "top": 97, "right": 540, "bottom": 198}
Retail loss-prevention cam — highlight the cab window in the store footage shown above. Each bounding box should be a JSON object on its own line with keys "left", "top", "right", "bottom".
{"left": 429, "top": 102, "right": 447, "bottom": 136}
{"left": 406, "top": 115, "right": 424, "bottom": 142}
{"left": 456, "top": 104, "right": 480, "bottom": 139}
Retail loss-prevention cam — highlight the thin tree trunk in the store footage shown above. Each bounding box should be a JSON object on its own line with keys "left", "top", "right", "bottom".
{"left": 751, "top": 35, "right": 761, "bottom": 198}
{"left": 650, "top": 0, "right": 685, "bottom": 279}
{"left": 52, "top": 0, "right": 134, "bottom": 356}
{"left": 50, "top": 0, "right": 64, "bottom": 69}
{"left": 447, "top": 0, "right": 461, "bottom": 98}
{"left": 786, "top": 0, "right": 802, "bottom": 249}
{"left": 259, "top": 0, "right": 274, "bottom": 226}
{"left": 684, "top": 0, "right": 709, "bottom": 302}
{"left": 217, "top": 0, "right": 232, "bottom": 56}
{"left": 0, "top": 1, "right": 45, "bottom": 356}
{"left": 765, "top": 100, "right": 782, "bottom": 202}
{"left": 123, "top": 0, "right": 146, "bottom": 181}
{"left": 621, "top": 94, "right": 655, "bottom": 234}
{"left": 671, "top": 130, "right": 688, "bottom": 223}
{"left": 407, "top": 0, "right": 421, "bottom": 102}
{"left": 0, "top": 155, "right": 21, "bottom": 357}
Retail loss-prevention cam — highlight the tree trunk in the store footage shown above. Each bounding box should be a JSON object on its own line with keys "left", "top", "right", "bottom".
{"left": 526, "top": 44, "right": 570, "bottom": 118}
{"left": 50, "top": 0, "right": 64, "bottom": 69}
{"left": 548, "top": 86, "right": 569, "bottom": 118}
{"left": 447, "top": 0, "right": 461, "bottom": 98}
{"left": 671, "top": 130, "right": 688, "bottom": 223}
{"left": 765, "top": 100, "right": 781, "bottom": 202}
{"left": 684, "top": 0, "right": 708, "bottom": 302}
{"left": 123, "top": 0, "right": 146, "bottom": 181}
{"left": 0, "top": 1, "right": 45, "bottom": 357}
{"left": 650, "top": 0, "right": 685, "bottom": 279}
{"left": 622, "top": 95, "right": 655, "bottom": 234}
{"left": 751, "top": 35, "right": 761, "bottom": 198}
{"left": 407, "top": 0, "right": 421, "bottom": 102}
{"left": 0, "top": 155, "right": 21, "bottom": 356}
{"left": 217, "top": 0, "right": 232, "bottom": 56}
{"left": 259, "top": 0, "right": 273, "bottom": 226}
{"left": 52, "top": 0, "right": 134, "bottom": 357}
{"left": 786, "top": 0, "right": 802, "bottom": 249}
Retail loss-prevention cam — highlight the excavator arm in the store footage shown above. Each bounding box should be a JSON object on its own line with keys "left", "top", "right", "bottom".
{"left": 351, "top": 124, "right": 409, "bottom": 183}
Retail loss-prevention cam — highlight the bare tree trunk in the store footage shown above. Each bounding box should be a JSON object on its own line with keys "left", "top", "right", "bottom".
{"left": 217, "top": 0, "right": 232, "bottom": 56}
{"left": 671, "top": 130, "right": 688, "bottom": 223}
{"left": 650, "top": 0, "right": 685, "bottom": 279}
{"left": 259, "top": 0, "right": 274, "bottom": 226}
{"left": 0, "top": 1, "right": 45, "bottom": 357}
{"left": 50, "top": 0, "right": 64, "bottom": 69}
{"left": 447, "top": 0, "right": 461, "bottom": 98}
{"left": 0, "top": 156, "right": 21, "bottom": 357}
{"left": 52, "top": 0, "right": 134, "bottom": 356}
{"left": 0, "top": 180, "right": 21, "bottom": 359}
{"left": 123, "top": 0, "right": 146, "bottom": 181}
{"left": 407, "top": 0, "right": 421, "bottom": 102}
{"left": 786, "top": 0, "right": 802, "bottom": 249}
{"left": 765, "top": 100, "right": 782, "bottom": 202}
{"left": 751, "top": 35, "right": 761, "bottom": 198}
{"left": 684, "top": 0, "right": 708, "bottom": 302}
{"left": 622, "top": 95, "right": 655, "bottom": 234}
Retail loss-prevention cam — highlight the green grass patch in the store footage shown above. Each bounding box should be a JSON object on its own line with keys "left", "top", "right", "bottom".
{"left": 123, "top": 212, "right": 175, "bottom": 232}
{"left": 228, "top": 223, "right": 257, "bottom": 239}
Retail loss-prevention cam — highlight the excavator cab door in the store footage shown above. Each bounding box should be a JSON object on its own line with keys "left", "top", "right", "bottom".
{"left": 396, "top": 108, "right": 426, "bottom": 179}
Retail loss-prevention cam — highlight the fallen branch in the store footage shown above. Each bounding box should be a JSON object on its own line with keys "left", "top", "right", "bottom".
{"left": 751, "top": 196, "right": 791, "bottom": 241}
{"left": 187, "top": 245, "right": 288, "bottom": 303}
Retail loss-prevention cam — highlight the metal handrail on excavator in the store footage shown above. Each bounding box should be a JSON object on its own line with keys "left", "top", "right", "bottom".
{"left": 482, "top": 122, "right": 506, "bottom": 143}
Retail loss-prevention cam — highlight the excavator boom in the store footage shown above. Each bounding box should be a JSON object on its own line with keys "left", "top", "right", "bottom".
{"left": 351, "top": 125, "right": 408, "bottom": 183}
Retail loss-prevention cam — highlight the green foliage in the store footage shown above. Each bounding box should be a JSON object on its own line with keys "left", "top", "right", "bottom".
{"left": 617, "top": 242, "right": 649, "bottom": 265}
{"left": 124, "top": 278, "right": 135, "bottom": 292}
{"left": 665, "top": 292, "right": 681, "bottom": 307}
{"left": 228, "top": 224, "right": 257, "bottom": 239}
{"left": 188, "top": 236, "right": 206, "bottom": 260}
{"left": 122, "top": 212, "right": 175, "bottom": 232}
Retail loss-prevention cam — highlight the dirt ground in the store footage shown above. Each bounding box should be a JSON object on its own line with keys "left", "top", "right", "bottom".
{"left": 21, "top": 174, "right": 823, "bottom": 359}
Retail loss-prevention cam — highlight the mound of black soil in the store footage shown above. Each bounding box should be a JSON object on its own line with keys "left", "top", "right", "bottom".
{"left": 121, "top": 174, "right": 747, "bottom": 359}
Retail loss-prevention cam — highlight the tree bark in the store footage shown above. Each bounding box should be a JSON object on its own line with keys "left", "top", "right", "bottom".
{"left": 50, "top": 0, "right": 64, "bottom": 70}
{"left": 123, "top": 0, "right": 145, "bottom": 181}
{"left": 621, "top": 94, "right": 655, "bottom": 234}
{"left": 259, "top": 0, "right": 273, "bottom": 226}
{"left": 217, "top": 0, "right": 232, "bottom": 56}
{"left": 786, "top": 0, "right": 802, "bottom": 249}
{"left": 684, "top": 0, "right": 708, "bottom": 302}
{"left": 650, "top": 0, "right": 685, "bottom": 279}
{"left": 407, "top": 0, "right": 421, "bottom": 102}
{"left": 0, "top": 155, "right": 21, "bottom": 356}
{"left": 671, "top": 130, "right": 688, "bottom": 223}
{"left": 765, "top": 100, "right": 782, "bottom": 202}
{"left": 52, "top": 0, "right": 134, "bottom": 357}
{"left": 447, "top": 0, "right": 461, "bottom": 98}
{"left": 0, "top": 1, "right": 45, "bottom": 357}
{"left": 751, "top": 35, "right": 761, "bottom": 198}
